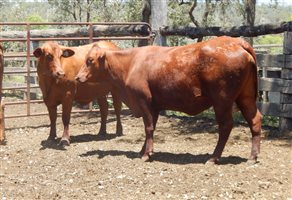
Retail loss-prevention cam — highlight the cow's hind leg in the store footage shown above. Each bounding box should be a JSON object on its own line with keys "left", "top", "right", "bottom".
{"left": 236, "top": 97, "right": 262, "bottom": 163}
{"left": 208, "top": 104, "right": 233, "bottom": 164}
{"left": 112, "top": 92, "right": 123, "bottom": 136}
{"left": 97, "top": 96, "right": 108, "bottom": 135}
{"left": 140, "top": 110, "right": 159, "bottom": 160}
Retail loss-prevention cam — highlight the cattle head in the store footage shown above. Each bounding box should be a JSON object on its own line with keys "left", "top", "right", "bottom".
{"left": 33, "top": 42, "right": 75, "bottom": 78}
{"left": 75, "top": 45, "right": 106, "bottom": 83}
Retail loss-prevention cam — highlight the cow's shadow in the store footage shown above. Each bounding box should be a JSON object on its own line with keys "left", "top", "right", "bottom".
{"left": 39, "top": 139, "right": 67, "bottom": 151}
{"left": 79, "top": 149, "right": 248, "bottom": 165}
{"left": 71, "top": 133, "right": 120, "bottom": 143}
{"left": 39, "top": 133, "right": 119, "bottom": 151}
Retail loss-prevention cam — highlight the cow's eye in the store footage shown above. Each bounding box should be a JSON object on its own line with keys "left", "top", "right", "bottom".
{"left": 46, "top": 54, "right": 53, "bottom": 60}
{"left": 86, "top": 58, "right": 94, "bottom": 66}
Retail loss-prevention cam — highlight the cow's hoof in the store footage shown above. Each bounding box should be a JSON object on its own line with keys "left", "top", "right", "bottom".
{"left": 141, "top": 152, "right": 153, "bottom": 162}
{"left": 0, "top": 139, "right": 6, "bottom": 145}
{"left": 116, "top": 126, "right": 123, "bottom": 136}
{"left": 205, "top": 158, "right": 219, "bottom": 165}
{"left": 98, "top": 131, "right": 107, "bottom": 136}
{"left": 116, "top": 131, "right": 123, "bottom": 137}
{"left": 59, "top": 138, "right": 70, "bottom": 146}
{"left": 47, "top": 136, "right": 57, "bottom": 142}
{"left": 141, "top": 155, "right": 150, "bottom": 162}
{"left": 247, "top": 158, "right": 258, "bottom": 165}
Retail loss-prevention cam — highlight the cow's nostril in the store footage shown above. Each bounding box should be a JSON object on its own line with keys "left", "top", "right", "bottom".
{"left": 57, "top": 71, "right": 65, "bottom": 77}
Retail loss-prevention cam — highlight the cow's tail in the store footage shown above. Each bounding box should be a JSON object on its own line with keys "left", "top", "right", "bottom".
{"left": 240, "top": 40, "right": 258, "bottom": 101}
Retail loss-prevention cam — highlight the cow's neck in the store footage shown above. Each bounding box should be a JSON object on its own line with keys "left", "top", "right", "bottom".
{"left": 105, "top": 50, "right": 135, "bottom": 109}
{"left": 38, "top": 73, "right": 54, "bottom": 102}
{"left": 105, "top": 50, "right": 146, "bottom": 118}
{"left": 106, "top": 50, "right": 132, "bottom": 85}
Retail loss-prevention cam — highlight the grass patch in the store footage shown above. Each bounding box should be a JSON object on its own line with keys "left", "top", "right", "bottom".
{"left": 165, "top": 109, "right": 279, "bottom": 128}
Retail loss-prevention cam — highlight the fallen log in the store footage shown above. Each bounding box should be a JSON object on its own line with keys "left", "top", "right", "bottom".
{"left": 160, "top": 21, "right": 292, "bottom": 39}
{"left": 0, "top": 24, "right": 151, "bottom": 39}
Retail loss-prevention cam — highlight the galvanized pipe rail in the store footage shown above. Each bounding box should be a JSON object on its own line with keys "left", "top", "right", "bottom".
{"left": 0, "top": 22, "right": 154, "bottom": 119}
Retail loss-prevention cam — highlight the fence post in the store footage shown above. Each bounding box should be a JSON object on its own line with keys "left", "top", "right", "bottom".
{"left": 0, "top": 46, "right": 4, "bottom": 144}
{"left": 151, "top": 0, "right": 168, "bottom": 46}
{"left": 279, "top": 31, "right": 292, "bottom": 132}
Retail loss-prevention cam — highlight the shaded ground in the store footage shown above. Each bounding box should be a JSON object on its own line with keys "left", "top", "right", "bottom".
{"left": 0, "top": 103, "right": 291, "bottom": 200}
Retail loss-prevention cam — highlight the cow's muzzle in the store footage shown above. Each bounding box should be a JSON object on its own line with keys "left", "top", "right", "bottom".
{"left": 53, "top": 70, "right": 65, "bottom": 78}
{"left": 75, "top": 75, "right": 86, "bottom": 83}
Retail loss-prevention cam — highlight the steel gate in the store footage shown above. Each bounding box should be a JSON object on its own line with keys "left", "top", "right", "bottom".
{"left": 0, "top": 22, "right": 154, "bottom": 120}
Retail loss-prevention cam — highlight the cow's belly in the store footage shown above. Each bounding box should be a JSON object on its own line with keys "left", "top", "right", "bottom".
{"left": 75, "top": 83, "right": 110, "bottom": 104}
{"left": 152, "top": 91, "right": 212, "bottom": 116}
{"left": 171, "top": 97, "right": 212, "bottom": 115}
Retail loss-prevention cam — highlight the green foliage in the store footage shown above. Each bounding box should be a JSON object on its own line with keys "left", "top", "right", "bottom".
{"left": 47, "top": 0, "right": 143, "bottom": 23}
{"left": 262, "top": 116, "right": 279, "bottom": 127}
{"left": 25, "top": 14, "right": 43, "bottom": 22}
{"left": 254, "top": 34, "right": 283, "bottom": 54}
{"left": 168, "top": 1, "right": 190, "bottom": 26}
{"left": 167, "top": 0, "right": 193, "bottom": 46}
{"left": 0, "top": 1, "right": 52, "bottom": 23}
{"left": 256, "top": 35, "right": 283, "bottom": 44}
{"left": 25, "top": 14, "right": 48, "bottom": 30}
{"left": 123, "top": 0, "right": 143, "bottom": 22}
{"left": 166, "top": 109, "right": 279, "bottom": 128}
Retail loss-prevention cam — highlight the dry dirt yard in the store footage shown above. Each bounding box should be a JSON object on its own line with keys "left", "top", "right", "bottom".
{"left": 0, "top": 103, "right": 291, "bottom": 200}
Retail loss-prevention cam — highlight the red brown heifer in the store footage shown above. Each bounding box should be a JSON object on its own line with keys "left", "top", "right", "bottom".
{"left": 33, "top": 41, "right": 123, "bottom": 145}
{"left": 76, "top": 36, "right": 262, "bottom": 164}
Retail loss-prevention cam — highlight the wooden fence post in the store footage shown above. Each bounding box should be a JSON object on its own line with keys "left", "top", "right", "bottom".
{"left": 279, "top": 31, "right": 292, "bottom": 132}
{"left": 0, "top": 45, "right": 4, "bottom": 144}
{"left": 151, "top": 0, "right": 168, "bottom": 46}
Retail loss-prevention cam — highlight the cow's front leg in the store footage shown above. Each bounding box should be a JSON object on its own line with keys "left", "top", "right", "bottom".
{"left": 60, "top": 98, "right": 73, "bottom": 146}
{"left": 140, "top": 111, "right": 159, "bottom": 161}
{"left": 97, "top": 96, "right": 108, "bottom": 135}
{"left": 112, "top": 92, "right": 123, "bottom": 136}
{"left": 47, "top": 105, "right": 57, "bottom": 141}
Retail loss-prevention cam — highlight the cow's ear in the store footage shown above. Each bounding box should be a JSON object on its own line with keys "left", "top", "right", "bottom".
{"left": 98, "top": 50, "right": 106, "bottom": 61}
{"left": 62, "top": 49, "right": 75, "bottom": 58}
{"left": 97, "top": 51, "right": 107, "bottom": 70}
{"left": 33, "top": 48, "right": 43, "bottom": 58}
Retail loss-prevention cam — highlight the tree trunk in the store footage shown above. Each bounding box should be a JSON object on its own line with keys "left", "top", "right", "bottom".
{"left": 150, "top": 0, "right": 168, "bottom": 46}
{"left": 244, "top": 0, "right": 256, "bottom": 45}
{"left": 138, "top": 0, "right": 151, "bottom": 47}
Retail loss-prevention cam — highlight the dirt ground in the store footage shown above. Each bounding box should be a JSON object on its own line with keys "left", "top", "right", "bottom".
{"left": 0, "top": 102, "right": 291, "bottom": 200}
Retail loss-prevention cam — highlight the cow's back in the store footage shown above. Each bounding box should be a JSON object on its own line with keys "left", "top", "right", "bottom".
{"left": 118, "top": 37, "right": 257, "bottom": 115}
